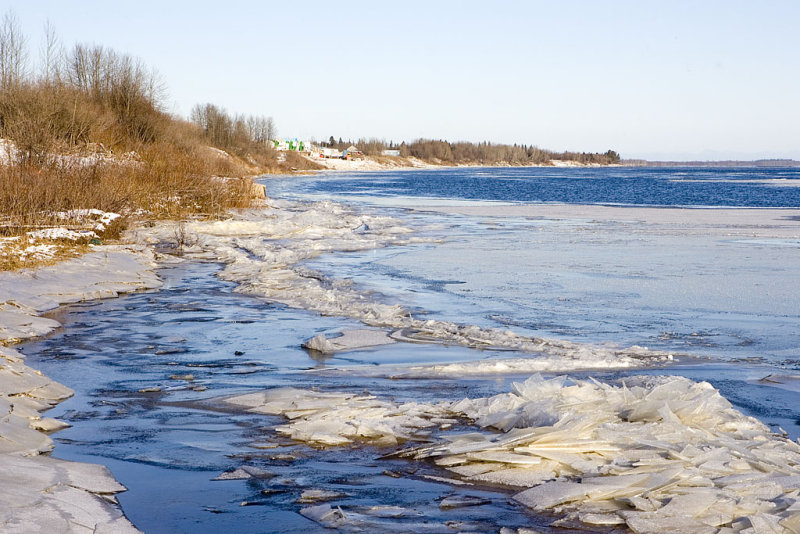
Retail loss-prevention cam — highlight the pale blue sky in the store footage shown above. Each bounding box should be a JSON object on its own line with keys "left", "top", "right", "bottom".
{"left": 5, "top": 0, "right": 799, "bottom": 160}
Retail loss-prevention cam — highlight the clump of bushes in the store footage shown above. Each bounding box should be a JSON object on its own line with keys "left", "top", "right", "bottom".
{"left": 0, "top": 11, "right": 269, "bottom": 256}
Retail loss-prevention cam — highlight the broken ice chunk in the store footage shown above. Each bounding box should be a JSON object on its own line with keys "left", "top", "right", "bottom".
{"left": 212, "top": 466, "right": 275, "bottom": 481}
{"left": 299, "top": 504, "right": 348, "bottom": 528}
{"left": 302, "top": 334, "right": 336, "bottom": 353}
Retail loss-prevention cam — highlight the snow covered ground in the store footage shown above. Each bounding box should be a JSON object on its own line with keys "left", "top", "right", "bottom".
{"left": 0, "top": 209, "right": 123, "bottom": 268}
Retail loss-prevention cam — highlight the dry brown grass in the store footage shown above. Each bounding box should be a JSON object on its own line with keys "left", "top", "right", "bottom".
{"left": 278, "top": 151, "right": 325, "bottom": 172}
{"left": 0, "top": 147, "right": 258, "bottom": 233}
{"left": 0, "top": 235, "right": 89, "bottom": 271}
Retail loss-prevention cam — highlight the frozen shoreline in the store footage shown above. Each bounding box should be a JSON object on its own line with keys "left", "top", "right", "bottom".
{"left": 0, "top": 246, "right": 161, "bottom": 532}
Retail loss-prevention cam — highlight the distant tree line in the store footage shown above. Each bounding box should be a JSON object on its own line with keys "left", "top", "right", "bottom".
{"left": 190, "top": 103, "right": 275, "bottom": 154}
{"left": 629, "top": 159, "right": 800, "bottom": 168}
{"left": 320, "top": 135, "right": 620, "bottom": 165}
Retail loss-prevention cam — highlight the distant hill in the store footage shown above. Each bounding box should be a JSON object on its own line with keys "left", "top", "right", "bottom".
{"left": 624, "top": 159, "right": 800, "bottom": 168}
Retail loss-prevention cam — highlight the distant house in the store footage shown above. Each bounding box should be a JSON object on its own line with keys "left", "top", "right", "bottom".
{"left": 343, "top": 145, "right": 364, "bottom": 160}
{"left": 381, "top": 149, "right": 400, "bottom": 157}
{"left": 320, "top": 147, "right": 342, "bottom": 159}
{"left": 272, "top": 138, "right": 307, "bottom": 152}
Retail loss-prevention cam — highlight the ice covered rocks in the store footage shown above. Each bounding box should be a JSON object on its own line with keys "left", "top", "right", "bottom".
{"left": 234, "top": 374, "right": 800, "bottom": 533}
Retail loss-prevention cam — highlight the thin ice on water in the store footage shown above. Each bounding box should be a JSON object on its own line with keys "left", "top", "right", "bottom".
{"left": 138, "top": 199, "right": 678, "bottom": 370}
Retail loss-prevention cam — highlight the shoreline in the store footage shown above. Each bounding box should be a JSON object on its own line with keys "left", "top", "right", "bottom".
{"left": 0, "top": 246, "right": 162, "bottom": 532}
{"left": 275, "top": 153, "right": 800, "bottom": 178}
{"left": 301, "top": 153, "right": 623, "bottom": 173}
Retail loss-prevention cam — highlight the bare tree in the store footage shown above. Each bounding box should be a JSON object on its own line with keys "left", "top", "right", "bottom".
{"left": 191, "top": 104, "right": 276, "bottom": 150}
{"left": 40, "top": 19, "right": 62, "bottom": 85}
{"left": 0, "top": 11, "right": 27, "bottom": 90}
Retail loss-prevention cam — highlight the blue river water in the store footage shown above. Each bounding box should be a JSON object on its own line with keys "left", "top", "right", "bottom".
{"left": 18, "top": 165, "right": 800, "bottom": 533}
{"left": 271, "top": 166, "right": 800, "bottom": 207}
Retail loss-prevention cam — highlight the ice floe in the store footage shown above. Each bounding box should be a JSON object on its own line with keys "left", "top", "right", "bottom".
{"left": 303, "top": 329, "right": 396, "bottom": 353}
{"left": 213, "top": 466, "right": 275, "bottom": 481}
{"left": 224, "top": 374, "right": 800, "bottom": 533}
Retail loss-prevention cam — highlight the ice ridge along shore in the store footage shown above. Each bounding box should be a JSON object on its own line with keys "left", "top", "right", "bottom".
{"left": 135, "top": 198, "right": 677, "bottom": 371}
{"left": 0, "top": 246, "right": 161, "bottom": 533}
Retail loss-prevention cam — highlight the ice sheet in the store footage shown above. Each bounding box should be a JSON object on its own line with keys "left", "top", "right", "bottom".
{"left": 0, "top": 245, "right": 162, "bottom": 343}
{"left": 303, "top": 329, "right": 396, "bottom": 353}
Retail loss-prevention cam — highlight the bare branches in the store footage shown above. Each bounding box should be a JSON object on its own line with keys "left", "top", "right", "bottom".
{"left": 190, "top": 103, "right": 276, "bottom": 152}
{"left": 0, "top": 11, "right": 27, "bottom": 90}
{"left": 39, "top": 19, "right": 61, "bottom": 85}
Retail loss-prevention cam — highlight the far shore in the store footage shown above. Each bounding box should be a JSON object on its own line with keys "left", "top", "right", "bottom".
{"left": 276, "top": 152, "right": 800, "bottom": 176}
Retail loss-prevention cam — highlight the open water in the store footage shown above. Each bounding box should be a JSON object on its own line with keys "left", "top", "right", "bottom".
{"left": 272, "top": 166, "right": 800, "bottom": 207}
{"left": 19, "top": 166, "right": 800, "bottom": 532}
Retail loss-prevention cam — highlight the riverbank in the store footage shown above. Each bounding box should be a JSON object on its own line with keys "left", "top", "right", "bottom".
{"left": 307, "top": 153, "right": 618, "bottom": 172}
{"left": 0, "top": 246, "right": 161, "bottom": 532}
